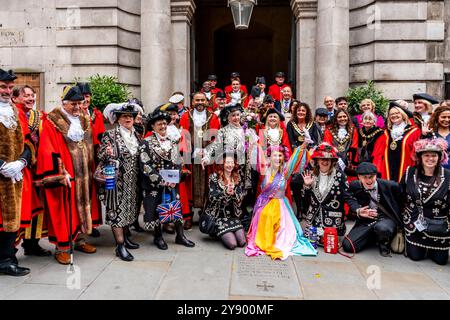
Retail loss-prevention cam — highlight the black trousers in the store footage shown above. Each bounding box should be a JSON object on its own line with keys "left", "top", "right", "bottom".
{"left": 406, "top": 242, "right": 449, "bottom": 266}
{"left": 0, "top": 231, "right": 17, "bottom": 261}
{"left": 342, "top": 218, "right": 396, "bottom": 253}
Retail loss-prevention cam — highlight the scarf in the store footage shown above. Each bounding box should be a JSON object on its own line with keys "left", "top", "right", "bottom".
{"left": 391, "top": 122, "right": 407, "bottom": 141}
{"left": 119, "top": 125, "right": 138, "bottom": 155}
{"left": 0, "top": 101, "right": 17, "bottom": 129}
{"left": 60, "top": 107, "right": 85, "bottom": 142}
{"left": 193, "top": 109, "right": 207, "bottom": 128}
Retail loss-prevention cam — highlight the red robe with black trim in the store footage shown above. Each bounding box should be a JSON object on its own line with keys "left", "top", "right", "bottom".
{"left": 268, "top": 83, "right": 289, "bottom": 102}
{"left": 15, "top": 105, "right": 47, "bottom": 241}
{"left": 36, "top": 109, "right": 98, "bottom": 249}
{"left": 0, "top": 107, "right": 33, "bottom": 232}
{"left": 372, "top": 126, "right": 421, "bottom": 183}
{"left": 88, "top": 107, "right": 105, "bottom": 226}
{"left": 179, "top": 110, "right": 221, "bottom": 210}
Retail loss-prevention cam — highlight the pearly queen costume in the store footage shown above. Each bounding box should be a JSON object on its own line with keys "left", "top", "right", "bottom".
{"left": 301, "top": 144, "right": 353, "bottom": 237}
{"left": 139, "top": 126, "right": 183, "bottom": 230}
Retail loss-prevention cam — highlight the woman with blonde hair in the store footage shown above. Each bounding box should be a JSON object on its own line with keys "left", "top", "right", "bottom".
{"left": 372, "top": 102, "right": 421, "bottom": 182}
{"left": 354, "top": 98, "right": 385, "bottom": 128}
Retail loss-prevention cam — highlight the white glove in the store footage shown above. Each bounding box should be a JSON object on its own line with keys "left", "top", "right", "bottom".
{"left": 1, "top": 160, "right": 26, "bottom": 178}
{"left": 337, "top": 158, "right": 346, "bottom": 171}
{"left": 11, "top": 171, "right": 23, "bottom": 184}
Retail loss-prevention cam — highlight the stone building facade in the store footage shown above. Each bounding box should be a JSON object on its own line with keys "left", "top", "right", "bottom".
{"left": 0, "top": 0, "right": 449, "bottom": 112}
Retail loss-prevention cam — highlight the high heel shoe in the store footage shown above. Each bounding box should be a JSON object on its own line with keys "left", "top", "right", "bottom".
{"left": 115, "top": 244, "right": 134, "bottom": 261}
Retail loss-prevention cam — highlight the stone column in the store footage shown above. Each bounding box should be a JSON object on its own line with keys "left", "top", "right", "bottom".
{"left": 315, "top": 0, "right": 349, "bottom": 104}
{"left": 291, "top": 0, "right": 318, "bottom": 108}
{"left": 170, "top": 0, "right": 196, "bottom": 100}
{"left": 141, "top": 0, "right": 172, "bottom": 112}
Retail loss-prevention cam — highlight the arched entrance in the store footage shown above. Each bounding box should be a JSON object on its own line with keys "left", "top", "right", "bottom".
{"left": 193, "top": 0, "right": 294, "bottom": 92}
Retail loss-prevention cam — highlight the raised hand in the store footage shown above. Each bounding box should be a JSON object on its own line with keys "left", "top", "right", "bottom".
{"left": 302, "top": 170, "right": 314, "bottom": 187}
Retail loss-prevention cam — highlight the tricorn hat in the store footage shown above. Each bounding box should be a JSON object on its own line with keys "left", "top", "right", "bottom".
{"left": 61, "top": 85, "right": 84, "bottom": 101}
{"left": 0, "top": 69, "right": 17, "bottom": 82}
{"left": 262, "top": 107, "right": 285, "bottom": 123}
{"left": 389, "top": 101, "right": 413, "bottom": 119}
{"left": 147, "top": 109, "right": 172, "bottom": 127}
{"left": 76, "top": 82, "right": 92, "bottom": 95}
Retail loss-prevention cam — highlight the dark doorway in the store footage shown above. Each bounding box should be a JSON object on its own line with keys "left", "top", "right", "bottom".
{"left": 214, "top": 22, "right": 273, "bottom": 90}
{"left": 194, "top": 0, "right": 293, "bottom": 92}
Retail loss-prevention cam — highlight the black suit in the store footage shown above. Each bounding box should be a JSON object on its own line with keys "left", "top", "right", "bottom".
{"left": 342, "top": 178, "right": 403, "bottom": 253}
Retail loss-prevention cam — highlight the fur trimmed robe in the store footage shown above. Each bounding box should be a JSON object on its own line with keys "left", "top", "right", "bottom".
{"left": 36, "top": 107, "right": 96, "bottom": 249}
{"left": 0, "top": 105, "right": 33, "bottom": 232}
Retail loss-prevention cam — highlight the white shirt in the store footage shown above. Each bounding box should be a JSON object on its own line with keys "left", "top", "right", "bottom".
{"left": 119, "top": 125, "right": 138, "bottom": 155}
{"left": 318, "top": 171, "right": 331, "bottom": 197}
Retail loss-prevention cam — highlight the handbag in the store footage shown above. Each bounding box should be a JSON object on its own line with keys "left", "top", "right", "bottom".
{"left": 199, "top": 213, "right": 216, "bottom": 235}
{"left": 424, "top": 217, "right": 449, "bottom": 236}
{"left": 157, "top": 188, "right": 182, "bottom": 224}
{"left": 390, "top": 228, "right": 405, "bottom": 254}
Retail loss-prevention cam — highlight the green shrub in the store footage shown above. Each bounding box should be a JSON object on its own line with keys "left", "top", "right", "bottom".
{"left": 88, "top": 74, "right": 131, "bottom": 112}
{"left": 346, "top": 81, "right": 389, "bottom": 117}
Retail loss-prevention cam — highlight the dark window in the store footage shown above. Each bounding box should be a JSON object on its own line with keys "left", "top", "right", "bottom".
{"left": 446, "top": 73, "right": 450, "bottom": 100}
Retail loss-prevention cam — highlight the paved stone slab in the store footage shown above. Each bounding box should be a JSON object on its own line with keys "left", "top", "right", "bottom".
{"left": 356, "top": 263, "right": 449, "bottom": 300}
{"left": 79, "top": 260, "right": 170, "bottom": 300}
{"left": 24, "top": 250, "right": 114, "bottom": 288}
{"left": 155, "top": 251, "right": 233, "bottom": 300}
{"left": 6, "top": 284, "right": 83, "bottom": 300}
{"left": 230, "top": 255, "right": 303, "bottom": 299}
{"left": 418, "top": 262, "right": 450, "bottom": 297}
{"left": 294, "top": 260, "right": 378, "bottom": 299}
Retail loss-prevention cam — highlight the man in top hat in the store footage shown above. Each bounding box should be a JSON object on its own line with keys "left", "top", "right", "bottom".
{"left": 12, "top": 85, "right": 51, "bottom": 256}
{"left": 169, "top": 92, "right": 188, "bottom": 117}
{"left": 0, "top": 69, "right": 34, "bottom": 276}
{"left": 343, "top": 162, "right": 403, "bottom": 257}
{"left": 207, "top": 74, "right": 223, "bottom": 95}
{"left": 268, "top": 71, "right": 289, "bottom": 102}
{"left": 179, "top": 92, "right": 220, "bottom": 230}
{"left": 214, "top": 91, "right": 227, "bottom": 117}
{"left": 412, "top": 93, "right": 439, "bottom": 129}
{"left": 314, "top": 107, "right": 329, "bottom": 142}
{"left": 77, "top": 82, "right": 105, "bottom": 237}
{"left": 255, "top": 77, "right": 266, "bottom": 102}
{"left": 224, "top": 72, "right": 248, "bottom": 96}
{"left": 36, "top": 85, "right": 98, "bottom": 265}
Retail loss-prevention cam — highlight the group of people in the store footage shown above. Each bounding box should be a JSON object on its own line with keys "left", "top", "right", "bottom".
{"left": 1, "top": 68, "right": 449, "bottom": 278}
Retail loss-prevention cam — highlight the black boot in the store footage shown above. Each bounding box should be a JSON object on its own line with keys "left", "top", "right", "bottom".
{"left": 115, "top": 244, "right": 134, "bottom": 261}
{"left": 174, "top": 221, "right": 195, "bottom": 247}
{"left": 131, "top": 220, "right": 145, "bottom": 233}
{"left": 22, "top": 239, "right": 52, "bottom": 256}
{"left": 379, "top": 242, "right": 392, "bottom": 257}
{"left": 90, "top": 228, "right": 101, "bottom": 238}
{"left": 124, "top": 233, "right": 140, "bottom": 250}
{"left": 153, "top": 225, "right": 168, "bottom": 250}
{"left": 0, "top": 259, "right": 30, "bottom": 277}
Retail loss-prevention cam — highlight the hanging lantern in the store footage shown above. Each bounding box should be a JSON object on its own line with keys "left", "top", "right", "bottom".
{"left": 228, "top": 0, "right": 257, "bottom": 30}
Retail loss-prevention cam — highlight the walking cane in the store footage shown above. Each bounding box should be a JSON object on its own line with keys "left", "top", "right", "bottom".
{"left": 67, "top": 183, "right": 75, "bottom": 273}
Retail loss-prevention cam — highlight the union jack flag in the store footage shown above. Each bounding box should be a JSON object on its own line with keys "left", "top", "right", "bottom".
{"left": 157, "top": 201, "right": 182, "bottom": 223}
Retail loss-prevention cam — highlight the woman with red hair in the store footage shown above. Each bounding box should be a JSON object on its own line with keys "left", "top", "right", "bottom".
{"left": 245, "top": 145, "right": 317, "bottom": 260}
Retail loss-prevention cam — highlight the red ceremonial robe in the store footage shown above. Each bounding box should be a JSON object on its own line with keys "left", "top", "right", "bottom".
{"left": 372, "top": 125, "right": 421, "bottom": 183}
{"left": 179, "top": 110, "right": 221, "bottom": 211}
{"left": 268, "top": 83, "right": 289, "bottom": 102}
{"left": 36, "top": 108, "right": 97, "bottom": 249}
{"left": 0, "top": 106, "right": 33, "bottom": 232}
{"left": 89, "top": 108, "right": 105, "bottom": 226}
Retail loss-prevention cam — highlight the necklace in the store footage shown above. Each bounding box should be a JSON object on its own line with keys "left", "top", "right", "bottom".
{"left": 359, "top": 127, "right": 383, "bottom": 147}
{"left": 265, "top": 128, "right": 283, "bottom": 146}
{"left": 292, "top": 122, "right": 312, "bottom": 143}
{"left": 331, "top": 128, "right": 351, "bottom": 152}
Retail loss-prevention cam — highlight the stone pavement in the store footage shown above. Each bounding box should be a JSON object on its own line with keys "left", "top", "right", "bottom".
{"left": 1, "top": 222, "right": 449, "bottom": 300}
